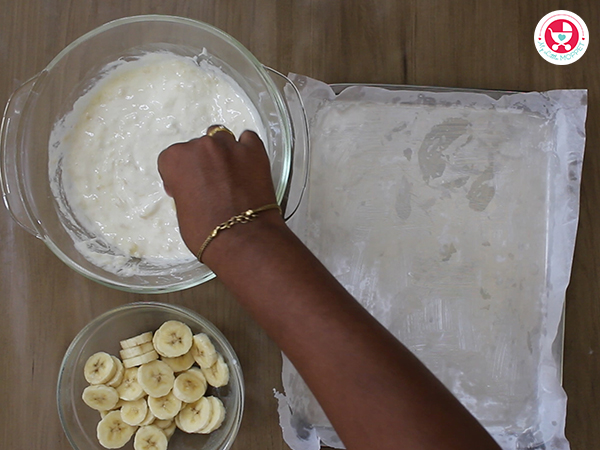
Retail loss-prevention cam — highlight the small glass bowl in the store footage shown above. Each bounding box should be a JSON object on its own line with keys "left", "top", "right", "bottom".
{"left": 57, "top": 302, "right": 244, "bottom": 450}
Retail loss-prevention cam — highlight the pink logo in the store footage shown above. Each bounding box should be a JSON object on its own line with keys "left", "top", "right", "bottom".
{"left": 535, "top": 11, "right": 588, "bottom": 65}
{"left": 545, "top": 19, "right": 579, "bottom": 53}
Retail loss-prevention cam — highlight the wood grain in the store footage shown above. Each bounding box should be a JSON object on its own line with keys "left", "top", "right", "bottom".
{"left": 0, "top": 1, "right": 598, "bottom": 449}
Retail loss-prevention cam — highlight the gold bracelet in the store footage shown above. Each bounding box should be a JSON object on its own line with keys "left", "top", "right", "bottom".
{"left": 197, "top": 203, "right": 282, "bottom": 263}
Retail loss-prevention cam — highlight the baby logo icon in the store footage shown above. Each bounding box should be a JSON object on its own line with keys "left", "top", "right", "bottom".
{"left": 535, "top": 10, "right": 588, "bottom": 65}
{"left": 549, "top": 21, "right": 575, "bottom": 52}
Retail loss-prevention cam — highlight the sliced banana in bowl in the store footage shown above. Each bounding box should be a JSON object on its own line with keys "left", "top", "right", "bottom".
{"left": 58, "top": 302, "right": 244, "bottom": 450}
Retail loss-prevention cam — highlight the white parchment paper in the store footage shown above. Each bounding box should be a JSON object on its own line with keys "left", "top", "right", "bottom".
{"left": 277, "top": 75, "right": 587, "bottom": 450}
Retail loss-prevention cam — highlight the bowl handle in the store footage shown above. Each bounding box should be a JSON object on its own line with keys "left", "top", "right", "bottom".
{"left": 263, "top": 66, "right": 310, "bottom": 221}
{"left": 1, "top": 74, "right": 43, "bottom": 238}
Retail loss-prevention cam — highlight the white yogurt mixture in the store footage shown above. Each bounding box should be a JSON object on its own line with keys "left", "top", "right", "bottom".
{"left": 49, "top": 52, "right": 265, "bottom": 273}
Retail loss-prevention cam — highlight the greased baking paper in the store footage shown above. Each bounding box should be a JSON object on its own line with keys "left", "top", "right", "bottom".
{"left": 278, "top": 75, "right": 587, "bottom": 450}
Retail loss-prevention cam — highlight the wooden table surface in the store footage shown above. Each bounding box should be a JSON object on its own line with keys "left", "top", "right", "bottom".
{"left": 1, "top": 1, "right": 598, "bottom": 449}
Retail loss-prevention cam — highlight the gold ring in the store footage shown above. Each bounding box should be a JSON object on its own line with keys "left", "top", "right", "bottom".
{"left": 206, "top": 125, "right": 235, "bottom": 139}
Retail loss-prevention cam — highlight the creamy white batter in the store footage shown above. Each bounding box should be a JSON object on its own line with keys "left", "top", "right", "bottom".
{"left": 49, "top": 52, "right": 264, "bottom": 272}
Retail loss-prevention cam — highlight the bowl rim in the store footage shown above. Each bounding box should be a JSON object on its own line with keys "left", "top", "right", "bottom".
{"left": 32, "top": 15, "right": 293, "bottom": 293}
{"left": 56, "top": 301, "right": 245, "bottom": 450}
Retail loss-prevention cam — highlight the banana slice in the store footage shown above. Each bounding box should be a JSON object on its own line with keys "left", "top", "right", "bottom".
{"left": 161, "top": 350, "right": 195, "bottom": 373}
{"left": 133, "top": 425, "right": 168, "bottom": 450}
{"left": 117, "top": 367, "right": 145, "bottom": 401}
{"left": 147, "top": 391, "right": 182, "bottom": 420}
{"left": 82, "top": 385, "right": 120, "bottom": 411}
{"left": 152, "top": 320, "right": 193, "bottom": 358}
{"left": 120, "top": 398, "right": 148, "bottom": 426}
{"left": 106, "top": 356, "right": 125, "bottom": 388}
{"left": 197, "top": 396, "right": 226, "bottom": 434}
{"left": 120, "top": 342, "right": 155, "bottom": 360}
{"left": 191, "top": 333, "right": 218, "bottom": 369}
{"left": 97, "top": 410, "right": 137, "bottom": 449}
{"left": 173, "top": 367, "right": 207, "bottom": 403}
{"left": 139, "top": 407, "right": 155, "bottom": 426}
{"left": 175, "top": 397, "right": 212, "bottom": 433}
{"left": 120, "top": 331, "right": 153, "bottom": 349}
{"left": 123, "top": 350, "right": 159, "bottom": 369}
{"left": 201, "top": 354, "right": 229, "bottom": 387}
{"left": 153, "top": 418, "right": 173, "bottom": 430}
{"left": 100, "top": 398, "right": 125, "bottom": 418}
{"left": 84, "top": 352, "right": 117, "bottom": 385}
{"left": 138, "top": 360, "right": 175, "bottom": 398}
{"left": 162, "top": 421, "right": 177, "bottom": 440}
{"left": 114, "top": 399, "right": 126, "bottom": 410}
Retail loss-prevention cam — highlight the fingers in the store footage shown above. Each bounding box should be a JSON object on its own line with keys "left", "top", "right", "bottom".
{"left": 157, "top": 147, "right": 176, "bottom": 197}
{"left": 157, "top": 127, "right": 268, "bottom": 203}
{"left": 239, "top": 130, "right": 263, "bottom": 148}
{"left": 206, "top": 124, "right": 237, "bottom": 143}
{"left": 158, "top": 126, "right": 235, "bottom": 196}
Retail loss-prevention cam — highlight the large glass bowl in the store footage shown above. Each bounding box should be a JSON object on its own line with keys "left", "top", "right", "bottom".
{"left": 0, "top": 15, "right": 308, "bottom": 292}
{"left": 57, "top": 302, "right": 244, "bottom": 450}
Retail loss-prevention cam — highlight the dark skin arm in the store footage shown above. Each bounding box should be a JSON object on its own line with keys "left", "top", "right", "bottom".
{"left": 158, "top": 128, "right": 502, "bottom": 450}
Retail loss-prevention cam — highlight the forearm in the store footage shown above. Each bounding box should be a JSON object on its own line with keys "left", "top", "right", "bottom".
{"left": 204, "top": 217, "right": 501, "bottom": 450}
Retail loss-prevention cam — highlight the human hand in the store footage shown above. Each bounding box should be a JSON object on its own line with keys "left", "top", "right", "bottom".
{"left": 157, "top": 127, "right": 283, "bottom": 262}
